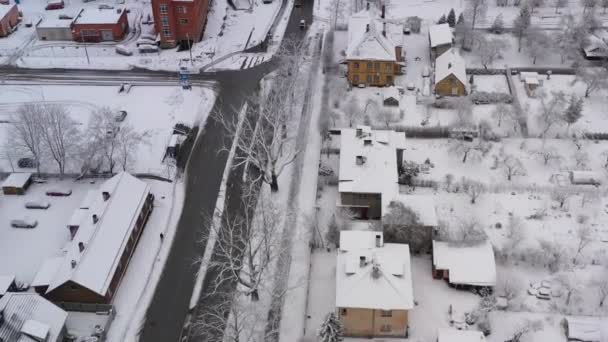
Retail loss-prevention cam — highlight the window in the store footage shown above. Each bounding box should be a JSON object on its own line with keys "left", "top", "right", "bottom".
{"left": 374, "top": 75, "right": 380, "bottom": 83}
{"left": 176, "top": 5, "right": 187, "bottom": 13}
{"left": 179, "top": 18, "right": 188, "bottom": 24}
{"left": 366, "top": 75, "right": 372, "bottom": 83}
{"left": 159, "top": 3, "right": 168, "bottom": 14}
{"left": 160, "top": 15, "right": 169, "bottom": 27}
{"left": 340, "top": 308, "right": 347, "bottom": 316}
{"left": 380, "top": 324, "right": 392, "bottom": 332}
{"left": 354, "top": 62, "right": 359, "bottom": 69}
{"left": 162, "top": 28, "right": 171, "bottom": 36}
{"left": 374, "top": 62, "right": 380, "bottom": 70}
{"left": 353, "top": 74, "right": 359, "bottom": 83}
{"left": 70, "top": 284, "right": 78, "bottom": 290}
{"left": 386, "top": 64, "right": 392, "bottom": 72}
{"left": 380, "top": 310, "right": 392, "bottom": 317}
{"left": 81, "top": 29, "right": 97, "bottom": 36}
{"left": 367, "top": 62, "right": 372, "bottom": 69}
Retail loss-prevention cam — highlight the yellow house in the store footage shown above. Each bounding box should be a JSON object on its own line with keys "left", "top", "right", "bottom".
{"left": 336, "top": 231, "right": 414, "bottom": 338}
{"left": 346, "top": 9, "right": 404, "bottom": 87}
{"left": 434, "top": 48, "right": 467, "bottom": 96}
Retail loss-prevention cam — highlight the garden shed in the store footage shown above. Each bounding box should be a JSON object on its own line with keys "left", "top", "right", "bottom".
{"left": 2, "top": 173, "right": 33, "bottom": 195}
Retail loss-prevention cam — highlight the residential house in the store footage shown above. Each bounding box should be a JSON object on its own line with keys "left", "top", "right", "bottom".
{"left": 0, "top": 292, "right": 68, "bottom": 342}
{"left": 34, "top": 172, "right": 154, "bottom": 303}
{"left": 72, "top": 8, "right": 129, "bottom": 42}
{"left": 338, "top": 126, "right": 406, "bottom": 219}
{"left": 336, "top": 231, "right": 414, "bottom": 338}
{"left": 346, "top": 8, "right": 404, "bottom": 87}
{"left": 434, "top": 48, "right": 466, "bottom": 96}
{"left": 519, "top": 71, "right": 542, "bottom": 97}
{"left": 432, "top": 240, "right": 496, "bottom": 290}
{"left": 382, "top": 86, "right": 400, "bottom": 106}
{"left": 384, "top": 194, "right": 438, "bottom": 253}
{"left": 583, "top": 34, "right": 608, "bottom": 60}
{"left": 569, "top": 171, "right": 602, "bottom": 186}
{"left": 36, "top": 17, "right": 75, "bottom": 41}
{"left": 0, "top": 275, "right": 16, "bottom": 297}
{"left": 151, "top": 0, "right": 210, "bottom": 48}
{"left": 2, "top": 173, "right": 32, "bottom": 195}
{"left": 0, "top": 3, "right": 18, "bottom": 37}
{"left": 438, "top": 328, "right": 487, "bottom": 342}
{"left": 428, "top": 23, "right": 453, "bottom": 60}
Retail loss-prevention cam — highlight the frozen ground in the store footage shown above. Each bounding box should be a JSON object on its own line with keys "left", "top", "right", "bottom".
{"left": 0, "top": 84, "right": 215, "bottom": 176}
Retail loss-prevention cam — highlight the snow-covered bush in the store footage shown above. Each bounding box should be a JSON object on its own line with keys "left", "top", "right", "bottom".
{"left": 318, "top": 312, "right": 343, "bottom": 342}
{"left": 469, "top": 91, "right": 513, "bottom": 104}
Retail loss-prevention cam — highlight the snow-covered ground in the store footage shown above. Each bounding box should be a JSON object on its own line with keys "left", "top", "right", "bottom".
{"left": 0, "top": 84, "right": 215, "bottom": 177}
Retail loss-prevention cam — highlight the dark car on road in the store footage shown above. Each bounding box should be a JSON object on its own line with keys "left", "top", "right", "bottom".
{"left": 18, "top": 157, "right": 38, "bottom": 168}
{"left": 46, "top": 189, "right": 72, "bottom": 196}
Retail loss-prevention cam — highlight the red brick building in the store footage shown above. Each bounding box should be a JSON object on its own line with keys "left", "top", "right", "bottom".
{"left": 151, "top": 0, "right": 210, "bottom": 48}
{"left": 0, "top": 3, "right": 19, "bottom": 37}
{"left": 72, "top": 7, "right": 129, "bottom": 42}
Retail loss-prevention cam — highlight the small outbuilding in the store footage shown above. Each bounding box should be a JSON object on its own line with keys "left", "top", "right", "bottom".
{"left": 36, "top": 17, "right": 74, "bottom": 41}
{"left": 0, "top": 3, "right": 18, "bottom": 37}
{"left": 2, "top": 172, "right": 33, "bottom": 195}
{"left": 428, "top": 23, "right": 453, "bottom": 60}
{"left": 569, "top": 170, "right": 602, "bottom": 186}
{"left": 432, "top": 240, "right": 496, "bottom": 290}
{"left": 563, "top": 316, "right": 608, "bottom": 342}
{"left": 383, "top": 86, "right": 400, "bottom": 106}
{"left": 72, "top": 7, "right": 129, "bottom": 42}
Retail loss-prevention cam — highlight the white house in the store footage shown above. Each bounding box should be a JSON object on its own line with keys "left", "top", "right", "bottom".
{"left": 429, "top": 23, "right": 453, "bottom": 59}
{"left": 432, "top": 240, "right": 496, "bottom": 288}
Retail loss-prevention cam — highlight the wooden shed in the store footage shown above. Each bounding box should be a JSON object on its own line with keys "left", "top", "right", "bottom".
{"left": 2, "top": 172, "right": 33, "bottom": 195}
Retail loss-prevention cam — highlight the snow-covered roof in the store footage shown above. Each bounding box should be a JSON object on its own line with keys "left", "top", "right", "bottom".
{"left": 383, "top": 86, "right": 400, "bottom": 101}
{"left": 429, "top": 23, "right": 453, "bottom": 48}
{"left": 564, "top": 316, "right": 608, "bottom": 342}
{"left": 435, "top": 48, "right": 466, "bottom": 85}
{"left": 2, "top": 173, "right": 32, "bottom": 189}
{"left": 570, "top": 170, "right": 602, "bottom": 185}
{"left": 346, "top": 9, "right": 396, "bottom": 61}
{"left": 584, "top": 35, "right": 608, "bottom": 57}
{"left": 31, "top": 257, "right": 62, "bottom": 288}
{"left": 0, "top": 293, "right": 67, "bottom": 342}
{"left": 46, "top": 172, "right": 150, "bottom": 297}
{"left": 37, "top": 17, "right": 74, "bottom": 29}
{"left": 438, "top": 328, "right": 487, "bottom": 342}
{"left": 336, "top": 232, "right": 413, "bottom": 310}
{"left": 386, "top": 194, "right": 438, "bottom": 227}
{"left": 339, "top": 231, "right": 383, "bottom": 252}
{"left": 524, "top": 77, "right": 539, "bottom": 85}
{"left": 0, "top": 275, "right": 15, "bottom": 295}
{"left": 75, "top": 7, "right": 125, "bottom": 25}
{"left": 432, "top": 240, "right": 496, "bottom": 286}
{"left": 339, "top": 126, "right": 406, "bottom": 196}
{"left": 0, "top": 4, "right": 15, "bottom": 20}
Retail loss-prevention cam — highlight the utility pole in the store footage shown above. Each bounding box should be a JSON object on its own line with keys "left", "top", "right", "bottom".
{"left": 186, "top": 33, "right": 193, "bottom": 66}
{"left": 80, "top": 33, "right": 90, "bottom": 65}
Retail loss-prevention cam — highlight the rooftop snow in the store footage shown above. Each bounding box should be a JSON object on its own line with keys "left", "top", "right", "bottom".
{"left": 339, "top": 231, "right": 383, "bottom": 252}
{"left": 438, "top": 328, "right": 487, "bottom": 342}
{"left": 0, "top": 275, "right": 15, "bottom": 295}
{"left": 346, "top": 9, "right": 396, "bottom": 61}
{"left": 0, "top": 4, "right": 15, "bottom": 20}
{"left": 2, "top": 173, "right": 32, "bottom": 189}
{"left": 31, "top": 257, "right": 62, "bottom": 288}
{"left": 75, "top": 8, "right": 125, "bottom": 25}
{"left": 429, "top": 23, "right": 453, "bottom": 48}
{"left": 432, "top": 240, "right": 496, "bottom": 286}
{"left": 336, "top": 232, "right": 413, "bottom": 311}
{"left": 37, "top": 17, "right": 74, "bottom": 29}
{"left": 46, "top": 172, "right": 150, "bottom": 296}
{"left": 564, "top": 316, "right": 608, "bottom": 342}
{"left": 338, "top": 126, "right": 405, "bottom": 196}
{"left": 435, "top": 48, "right": 466, "bottom": 85}
{"left": 0, "top": 293, "right": 67, "bottom": 342}
{"left": 386, "top": 194, "right": 439, "bottom": 227}
{"left": 21, "top": 319, "right": 50, "bottom": 341}
{"left": 383, "top": 86, "right": 400, "bottom": 100}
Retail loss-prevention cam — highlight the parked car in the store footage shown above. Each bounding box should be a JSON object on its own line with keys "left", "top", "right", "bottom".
{"left": 25, "top": 201, "right": 50, "bottom": 209}
{"left": 58, "top": 14, "right": 73, "bottom": 19}
{"left": 115, "top": 44, "right": 133, "bottom": 56}
{"left": 299, "top": 19, "right": 306, "bottom": 29}
{"left": 46, "top": 189, "right": 72, "bottom": 196}
{"left": 294, "top": 0, "right": 302, "bottom": 7}
{"left": 115, "top": 110, "right": 128, "bottom": 122}
{"left": 11, "top": 219, "right": 38, "bottom": 228}
{"left": 136, "top": 38, "right": 156, "bottom": 47}
{"left": 536, "top": 287, "right": 551, "bottom": 300}
{"left": 262, "top": 0, "right": 272, "bottom": 3}
{"left": 406, "top": 82, "right": 415, "bottom": 91}
{"left": 45, "top": 0, "right": 64, "bottom": 10}
{"left": 18, "top": 157, "right": 37, "bottom": 168}
{"left": 24, "top": 20, "right": 33, "bottom": 27}
{"left": 98, "top": 4, "right": 114, "bottom": 9}
{"left": 402, "top": 23, "right": 411, "bottom": 35}
{"left": 138, "top": 44, "right": 159, "bottom": 54}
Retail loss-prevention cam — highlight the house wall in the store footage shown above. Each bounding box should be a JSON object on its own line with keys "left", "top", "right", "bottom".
{"left": 338, "top": 307, "right": 408, "bottom": 337}
{"left": 36, "top": 26, "right": 73, "bottom": 41}
{"left": 2, "top": 186, "right": 23, "bottom": 195}
{"left": 72, "top": 11, "right": 128, "bottom": 42}
{"left": 435, "top": 74, "right": 466, "bottom": 96}
{"left": 431, "top": 43, "right": 451, "bottom": 60}
{"left": 151, "top": 0, "right": 210, "bottom": 48}
{"left": 340, "top": 192, "right": 382, "bottom": 219}
{"left": 347, "top": 60, "right": 398, "bottom": 87}
{"left": 0, "top": 5, "right": 18, "bottom": 37}
{"left": 46, "top": 280, "right": 108, "bottom": 304}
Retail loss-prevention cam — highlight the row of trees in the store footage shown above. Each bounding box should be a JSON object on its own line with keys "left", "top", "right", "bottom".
{"left": 5, "top": 103, "right": 147, "bottom": 176}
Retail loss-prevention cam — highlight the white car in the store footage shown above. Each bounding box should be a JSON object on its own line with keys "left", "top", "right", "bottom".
{"left": 25, "top": 201, "right": 50, "bottom": 209}
{"left": 11, "top": 219, "right": 38, "bottom": 229}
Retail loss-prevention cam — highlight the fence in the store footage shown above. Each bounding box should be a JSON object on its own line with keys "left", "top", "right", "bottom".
{"left": 57, "top": 302, "right": 116, "bottom": 342}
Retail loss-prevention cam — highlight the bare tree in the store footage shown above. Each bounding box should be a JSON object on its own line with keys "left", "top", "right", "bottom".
{"left": 327, "top": 0, "right": 347, "bottom": 28}
{"left": 376, "top": 108, "right": 397, "bottom": 127}
{"left": 534, "top": 145, "right": 562, "bottom": 165}
{"left": 538, "top": 238, "right": 568, "bottom": 272}
{"left": 200, "top": 193, "right": 286, "bottom": 302}
{"left": 451, "top": 216, "right": 488, "bottom": 245}
{"left": 506, "top": 319, "right": 543, "bottom": 342}
{"left": 576, "top": 67, "right": 608, "bottom": 98}
{"left": 465, "top": 0, "right": 488, "bottom": 31}
{"left": 557, "top": 272, "right": 581, "bottom": 305}
{"left": 86, "top": 107, "right": 122, "bottom": 174}
{"left": 461, "top": 178, "right": 486, "bottom": 204}
{"left": 10, "top": 103, "right": 45, "bottom": 175}
{"left": 499, "top": 154, "right": 526, "bottom": 181}
{"left": 116, "top": 124, "right": 152, "bottom": 172}
{"left": 492, "top": 103, "right": 513, "bottom": 127}
{"left": 478, "top": 36, "right": 509, "bottom": 69}
{"left": 38, "top": 104, "right": 79, "bottom": 177}
{"left": 573, "top": 225, "right": 593, "bottom": 264}
{"left": 505, "top": 215, "right": 526, "bottom": 249}
{"left": 382, "top": 201, "right": 430, "bottom": 253}
{"left": 555, "top": 0, "right": 568, "bottom": 12}
{"left": 497, "top": 272, "right": 524, "bottom": 301}
{"left": 594, "top": 273, "right": 608, "bottom": 306}
{"left": 343, "top": 95, "right": 361, "bottom": 128}
{"left": 513, "top": 5, "right": 532, "bottom": 52}
{"left": 581, "top": 0, "right": 598, "bottom": 11}
{"left": 551, "top": 189, "right": 571, "bottom": 208}
{"left": 574, "top": 150, "right": 589, "bottom": 168}
{"left": 537, "top": 91, "right": 566, "bottom": 138}
{"left": 529, "top": 0, "right": 545, "bottom": 13}
{"left": 525, "top": 26, "right": 551, "bottom": 64}
{"left": 449, "top": 141, "right": 483, "bottom": 163}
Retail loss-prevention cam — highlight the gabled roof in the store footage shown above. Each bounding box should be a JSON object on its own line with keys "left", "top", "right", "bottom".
{"left": 0, "top": 275, "right": 15, "bottom": 295}
{"left": 429, "top": 23, "right": 453, "bottom": 48}
{"left": 383, "top": 86, "right": 400, "bottom": 101}
{"left": 339, "top": 126, "right": 406, "bottom": 195}
{"left": 0, "top": 4, "right": 16, "bottom": 20}
{"left": 339, "top": 231, "right": 383, "bottom": 252}
{"left": 564, "top": 316, "right": 608, "bottom": 342}
{"left": 336, "top": 231, "right": 413, "bottom": 310}
{"left": 46, "top": 172, "right": 150, "bottom": 297}
{"left": 347, "top": 9, "right": 396, "bottom": 61}
{"left": 0, "top": 293, "right": 67, "bottom": 342}
{"left": 435, "top": 48, "right": 466, "bottom": 85}
{"left": 432, "top": 240, "right": 496, "bottom": 286}
{"left": 438, "top": 328, "right": 486, "bottom": 342}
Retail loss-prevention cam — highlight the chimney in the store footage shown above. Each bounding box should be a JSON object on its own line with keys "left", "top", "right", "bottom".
{"left": 92, "top": 214, "right": 98, "bottom": 224}
{"left": 364, "top": 139, "right": 372, "bottom": 146}
{"left": 448, "top": 62, "right": 452, "bottom": 69}
{"left": 366, "top": 1, "right": 370, "bottom": 10}
{"left": 375, "top": 234, "right": 382, "bottom": 247}
{"left": 71, "top": 260, "right": 77, "bottom": 269}
{"left": 359, "top": 256, "right": 366, "bottom": 267}
{"left": 102, "top": 191, "right": 110, "bottom": 201}
{"left": 356, "top": 155, "right": 366, "bottom": 165}
{"left": 78, "top": 242, "right": 85, "bottom": 253}
{"left": 366, "top": 24, "right": 369, "bottom": 32}
{"left": 381, "top": 5, "right": 385, "bottom": 18}
{"left": 382, "top": 22, "right": 386, "bottom": 37}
